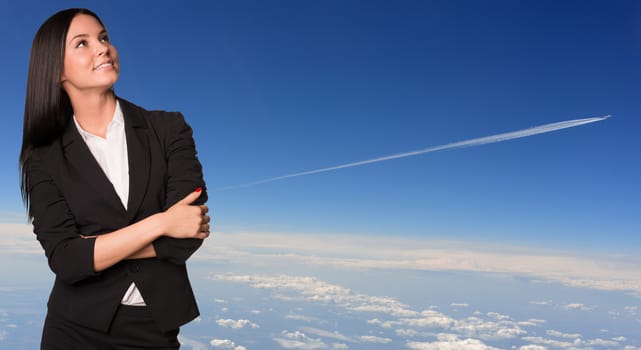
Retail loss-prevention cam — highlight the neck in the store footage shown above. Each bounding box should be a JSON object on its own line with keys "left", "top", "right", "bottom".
{"left": 69, "top": 90, "right": 117, "bottom": 138}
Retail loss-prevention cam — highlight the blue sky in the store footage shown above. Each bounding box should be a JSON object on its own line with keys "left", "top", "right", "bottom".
{"left": 3, "top": 3, "right": 641, "bottom": 348}
{"left": 1, "top": 0, "right": 640, "bottom": 252}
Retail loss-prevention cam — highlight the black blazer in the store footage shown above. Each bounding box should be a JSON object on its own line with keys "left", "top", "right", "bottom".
{"left": 27, "top": 98, "right": 208, "bottom": 332}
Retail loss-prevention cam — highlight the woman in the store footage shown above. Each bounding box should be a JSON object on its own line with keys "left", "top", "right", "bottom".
{"left": 19, "top": 8, "right": 211, "bottom": 349}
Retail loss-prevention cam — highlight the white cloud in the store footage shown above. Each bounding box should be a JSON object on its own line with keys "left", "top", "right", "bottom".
{"left": 0, "top": 223, "right": 41, "bottom": 255}
{"left": 624, "top": 306, "right": 638, "bottom": 315}
{"left": 286, "top": 314, "right": 321, "bottom": 323}
{"left": 376, "top": 313, "right": 528, "bottom": 342}
{"left": 374, "top": 309, "right": 454, "bottom": 329}
{"left": 405, "top": 333, "right": 501, "bottom": 350}
{"left": 517, "top": 319, "right": 546, "bottom": 327}
{"left": 395, "top": 328, "right": 419, "bottom": 337}
{"left": 216, "top": 318, "right": 259, "bottom": 329}
{"left": 358, "top": 335, "right": 392, "bottom": 344}
{"left": 450, "top": 303, "right": 469, "bottom": 308}
{"left": 274, "top": 330, "right": 328, "bottom": 349}
{"left": 196, "top": 231, "right": 641, "bottom": 298}
{"left": 210, "top": 339, "right": 236, "bottom": 348}
{"left": 486, "top": 312, "right": 510, "bottom": 321}
{"left": 562, "top": 303, "right": 594, "bottom": 311}
{"left": 298, "top": 327, "right": 354, "bottom": 342}
{"left": 450, "top": 316, "right": 526, "bottom": 340}
{"left": 518, "top": 346, "right": 547, "bottom": 350}
{"left": 349, "top": 303, "right": 418, "bottom": 317}
{"left": 210, "top": 273, "right": 637, "bottom": 349}
{"left": 208, "top": 339, "right": 247, "bottom": 350}
{"left": 332, "top": 343, "right": 348, "bottom": 349}
{"left": 519, "top": 336, "right": 574, "bottom": 348}
{"left": 522, "top": 335, "right": 622, "bottom": 349}
{"left": 4, "top": 223, "right": 641, "bottom": 297}
{"left": 583, "top": 338, "right": 620, "bottom": 347}
{"left": 213, "top": 273, "right": 531, "bottom": 344}
{"left": 212, "top": 274, "right": 418, "bottom": 318}
{"left": 546, "top": 329, "right": 581, "bottom": 339}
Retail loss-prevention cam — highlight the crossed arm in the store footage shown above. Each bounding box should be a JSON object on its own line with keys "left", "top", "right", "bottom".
{"left": 85, "top": 189, "right": 210, "bottom": 272}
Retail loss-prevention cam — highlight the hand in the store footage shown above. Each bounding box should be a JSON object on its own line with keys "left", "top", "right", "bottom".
{"left": 161, "top": 188, "right": 211, "bottom": 239}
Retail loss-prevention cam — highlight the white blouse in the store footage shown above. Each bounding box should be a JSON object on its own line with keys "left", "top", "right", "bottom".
{"left": 73, "top": 100, "right": 145, "bottom": 306}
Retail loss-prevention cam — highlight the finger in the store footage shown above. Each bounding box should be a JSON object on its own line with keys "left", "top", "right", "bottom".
{"left": 173, "top": 188, "right": 203, "bottom": 207}
{"left": 200, "top": 205, "right": 209, "bottom": 214}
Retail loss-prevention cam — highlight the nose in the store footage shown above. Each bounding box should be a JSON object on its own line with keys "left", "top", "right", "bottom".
{"left": 96, "top": 40, "right": 110, "bottom": 57}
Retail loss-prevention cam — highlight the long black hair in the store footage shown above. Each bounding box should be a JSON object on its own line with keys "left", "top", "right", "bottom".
{"left": 20, "top": 8, "right": 105, "bottom": 215}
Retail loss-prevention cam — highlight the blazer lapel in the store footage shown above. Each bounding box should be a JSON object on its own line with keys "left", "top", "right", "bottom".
{"left": 120, "top": 99, "right": 151, "bottom": 221}
{"left": 61, "top": 121, "right": 125, "bottom": 215}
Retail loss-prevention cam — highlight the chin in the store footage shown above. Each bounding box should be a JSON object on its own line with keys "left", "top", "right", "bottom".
{"left": 96, "top": 77, "right": 119, "bottom": 88}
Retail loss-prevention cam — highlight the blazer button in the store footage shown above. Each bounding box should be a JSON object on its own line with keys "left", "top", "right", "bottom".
{"left": 129, "top": 264, "right": 140, "bottom": 273}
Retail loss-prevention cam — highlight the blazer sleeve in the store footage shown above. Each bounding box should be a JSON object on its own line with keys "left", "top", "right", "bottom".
{"left": 27, "top": 149, "right": 99, "bottom": 285}
{"left": 152, "top": 112, "right": 208, "bottom": 265}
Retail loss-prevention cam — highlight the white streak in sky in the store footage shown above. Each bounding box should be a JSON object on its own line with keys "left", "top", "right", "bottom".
{"left": 215, "top": 115, "right": 609, "bottom": 191}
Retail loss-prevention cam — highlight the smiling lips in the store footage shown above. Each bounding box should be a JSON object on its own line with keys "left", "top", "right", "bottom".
{"left": 94, "top": 61, "right": 114, "bottom": 71}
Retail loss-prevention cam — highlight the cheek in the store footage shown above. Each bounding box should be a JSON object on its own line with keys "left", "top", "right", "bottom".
{"left": 63, "top": 55, "right": 88, "bottom": 81}
{"left": 61, "top": 57, "right": 72, "bottom": 81}
{"left": 111, "top": 47, "right": 120, "bottom": 65}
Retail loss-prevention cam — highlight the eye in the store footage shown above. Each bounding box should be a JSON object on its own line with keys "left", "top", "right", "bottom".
{"left": 75, "top": 40, "right": 88, "bottom": 48}
{"left": 100, "top": 35, "right": 110, "bottom": 43}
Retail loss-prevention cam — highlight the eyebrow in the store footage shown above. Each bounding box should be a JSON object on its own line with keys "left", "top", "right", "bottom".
{"left": 68, "top": 29, "right": 107, "bottom": 43}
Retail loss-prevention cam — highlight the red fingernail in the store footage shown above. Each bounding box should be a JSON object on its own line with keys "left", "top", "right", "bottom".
{"left": 195, "top": 187, "right": 202, "bottom": 193}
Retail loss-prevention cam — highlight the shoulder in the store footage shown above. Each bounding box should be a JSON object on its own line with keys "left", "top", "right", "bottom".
{"left": 117, "top": 97, "right": 195, "bottom": 149}
{"left": 28, "top": 136, "right": 62, "bottom": 168}
{"left": 25, "top": 141, "right": 61, "bottom": 189}
{"left": 118, "top": 97, "right": 188, "bottom": 130}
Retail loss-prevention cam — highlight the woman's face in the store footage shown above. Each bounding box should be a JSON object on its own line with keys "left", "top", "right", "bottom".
{"left": 61, "top": 14, "right": 119, "bottom": 96}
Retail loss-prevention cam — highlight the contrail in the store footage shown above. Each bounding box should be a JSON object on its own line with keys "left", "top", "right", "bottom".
{"left": 213, "top": 115, "right": 610, "bottom": 192}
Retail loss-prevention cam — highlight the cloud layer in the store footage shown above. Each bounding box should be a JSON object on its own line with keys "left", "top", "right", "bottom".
{"left": 2, "top": 224, "right": 639, "bottom": 349}
{"left": 210, "top": 273, "right": 635, "bottom": 349}
{"left": 193, "top": 231, "right": 641, "bottom": 298}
